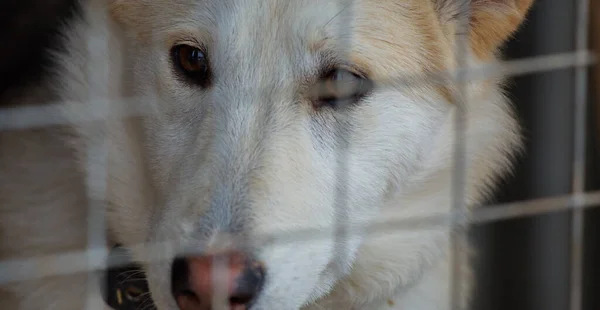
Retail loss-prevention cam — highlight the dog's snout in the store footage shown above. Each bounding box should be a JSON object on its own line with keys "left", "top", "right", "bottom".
{"left": 171, "top": 251, "right": 265, "bottom": 310}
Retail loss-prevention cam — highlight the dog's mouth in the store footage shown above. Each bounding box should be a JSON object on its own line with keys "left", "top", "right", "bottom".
{"left": 101, "top": 245, "right": 156, "bottom": 310}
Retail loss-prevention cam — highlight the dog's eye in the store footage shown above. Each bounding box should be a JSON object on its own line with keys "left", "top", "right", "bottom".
{"left": 312, "top": 69, "right": 373, "bottom": 108}
{"left": 172, "top": 45, "right": 211, "bottom": 87}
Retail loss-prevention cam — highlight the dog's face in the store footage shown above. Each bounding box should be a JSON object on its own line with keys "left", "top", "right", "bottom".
{"left": 98, "top": 0, "right": 531, "bottom": 309}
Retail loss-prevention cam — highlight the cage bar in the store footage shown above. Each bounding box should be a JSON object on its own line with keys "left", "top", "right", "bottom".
{"left": 569, "top": 1, "right": 591, "bottom": 310}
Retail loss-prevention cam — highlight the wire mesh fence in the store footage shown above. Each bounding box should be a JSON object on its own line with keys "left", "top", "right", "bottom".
{"left": 0, "top": 0, "right": 598, "bottom": 309}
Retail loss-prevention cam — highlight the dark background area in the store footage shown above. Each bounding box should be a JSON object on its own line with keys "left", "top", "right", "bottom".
{"left": 0, "top": 0, "right": 79, "bottom": 105}
{"left": 0, "top": 1, "right": 598, "bottom": 309}
{"left": 472, "top": 2, "right": 600, "bottom": 310}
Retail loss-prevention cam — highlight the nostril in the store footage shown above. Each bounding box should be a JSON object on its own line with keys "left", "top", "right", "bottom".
{"left": 229, "top": 294, "right": 253, "bottom": 306}
{"left": 175, "top": 290, "right": 202, "bottom": 310}
{"left": 228, "top": 287, "right": 257, "bottom": 306}
{"left": 229, "top": 262, "right": 265, "bottom": 306}
{"left": 171, "top": 256, "right": 191, "bottom": 298}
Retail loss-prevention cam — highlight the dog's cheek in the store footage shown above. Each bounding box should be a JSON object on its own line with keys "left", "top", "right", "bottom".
{"left": 347, "top": 92, "right": 444, "bottom": 192}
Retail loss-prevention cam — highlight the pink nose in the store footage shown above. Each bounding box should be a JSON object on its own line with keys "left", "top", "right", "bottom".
{"left": 171, "top": 251, "right": 265, "bottom": 310}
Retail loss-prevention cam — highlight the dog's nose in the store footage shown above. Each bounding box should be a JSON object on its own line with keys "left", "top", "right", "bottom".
{"left": 171, "top": 251, "right": 265, "bottom": 310}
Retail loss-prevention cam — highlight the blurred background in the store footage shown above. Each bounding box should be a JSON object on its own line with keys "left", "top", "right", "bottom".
{"left": 472, "top": 2, "right": 600, "bottom": 310}
{"left": 0, "top": 1, "right": 599, "bottom": 309}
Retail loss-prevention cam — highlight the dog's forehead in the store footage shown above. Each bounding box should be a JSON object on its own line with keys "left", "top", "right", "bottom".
{"left": 199, "top": 1, "right": 356, "bottom": 57}
{"left": 113, "top": 0, "right": 449, "bottom": 78}
{"left": 171, "top": 0, "right": 379, "bottom": 50}
{"left": 173, "top": 0, "right": 414, "bottom": 28}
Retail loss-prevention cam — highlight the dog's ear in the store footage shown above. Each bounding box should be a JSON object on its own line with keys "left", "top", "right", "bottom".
{"left": 435, "top": 0, "right": 534, "bottom": 58}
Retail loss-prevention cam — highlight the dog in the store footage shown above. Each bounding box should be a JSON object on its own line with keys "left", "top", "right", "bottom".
{"left": 0, "top": 0, "right": 533, "bottom": 309}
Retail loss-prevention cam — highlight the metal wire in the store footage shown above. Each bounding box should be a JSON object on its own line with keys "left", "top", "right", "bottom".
{"left": 84, "top": 29, "right": 110, "bottom": 310}
{"left": 2, "top": 189, "right": 600, "bottom": 286}
{"left": 0, "top": 51, "right": 594, "bottom": 131}
{"left": 569, "top": 1, "right": 591, "bottom": 310}
{"left": 330, "top": 0, "right": 355, "bottom": 282}
{"left": 449, "top": 1, "right": 471, "bottom": 309}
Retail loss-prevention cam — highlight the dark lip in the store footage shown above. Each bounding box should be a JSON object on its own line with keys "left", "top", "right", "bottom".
{"left": 102, "top": 245, "right": 156, "bottom": 310}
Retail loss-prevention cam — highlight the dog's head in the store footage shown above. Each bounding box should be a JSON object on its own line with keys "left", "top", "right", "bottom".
{"left": 90, "top": 0, "right": 533, "bottom": 309}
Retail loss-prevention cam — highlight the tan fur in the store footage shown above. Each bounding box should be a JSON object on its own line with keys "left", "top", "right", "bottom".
{"left": 469, "top": 0, "right": 535, "bottom": 59}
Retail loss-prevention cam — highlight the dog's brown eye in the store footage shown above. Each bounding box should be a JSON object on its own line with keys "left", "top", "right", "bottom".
{"left": 172, "top": 45, "right": 211, "bottom": 87}
{"left": 312, "top": 69, "right": 373, "bottom": 108}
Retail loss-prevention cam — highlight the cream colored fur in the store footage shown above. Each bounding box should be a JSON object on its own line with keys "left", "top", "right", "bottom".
{"left": 0, "top": 0, "right": 532, "bottom": 309}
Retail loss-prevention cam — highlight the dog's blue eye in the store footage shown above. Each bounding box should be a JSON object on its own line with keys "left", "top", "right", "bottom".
{"left": 314, "top": 69, "right": 373, "bottom": 108}
{"left": 172, "top": 45, "right": 211, "bottom": 87}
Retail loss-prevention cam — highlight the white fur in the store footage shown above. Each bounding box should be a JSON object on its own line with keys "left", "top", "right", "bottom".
{"left": 0, "top": 0, "right": 526, "bottom": 309}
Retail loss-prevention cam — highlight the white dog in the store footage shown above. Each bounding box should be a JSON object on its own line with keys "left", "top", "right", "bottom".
{"left": 0, "top": 0, "right": 533, "bottom": 309}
